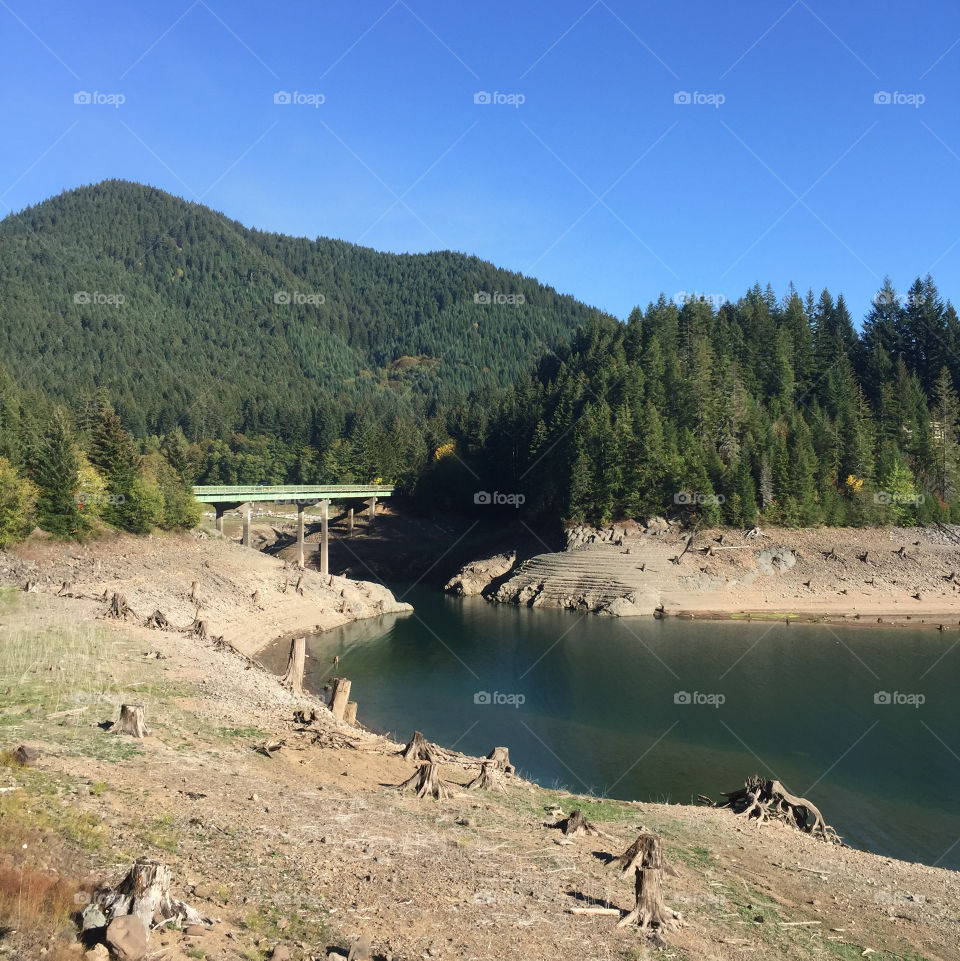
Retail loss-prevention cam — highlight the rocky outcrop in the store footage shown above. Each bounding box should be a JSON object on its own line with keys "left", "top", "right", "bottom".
{"left": 444, "top": 552, "right": 517, "bottom": 596}
{"left": 333, "top": 576, "right": 414, "bottom": 616}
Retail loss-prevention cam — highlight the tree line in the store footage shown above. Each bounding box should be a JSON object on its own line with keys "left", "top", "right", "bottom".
{"left": 424, "top": 276, "right": 960, "bottom": 528}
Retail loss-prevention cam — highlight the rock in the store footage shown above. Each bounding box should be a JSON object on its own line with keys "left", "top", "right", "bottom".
{"left": 444, "top": 552, "right": 517, "bottom": 596}
{"left": 13, "top": 744, "right": 39, "bottom": 765}
{"left": 756, "top": 548, "right": 796, "bottom": 574}
{"left": 105, "top": 915, "right": 148, "bottom": 960}
{"left": 81, "top": 903, "right": 108, "bottom": 931}
{"left": 183, "top": 924, "right": 208, "bottom": 937}
{"left": 643, "top": 516, "right": 669, "bottom": 533}
{"left": 84, "top": 945, "right": 110, "bottom": 961}
{"left": 270, "top": 946, "right": 292, "bottom": 961}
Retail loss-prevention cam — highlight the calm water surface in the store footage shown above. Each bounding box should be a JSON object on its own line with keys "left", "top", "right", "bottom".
{"left": 264, "top": 585, "right": 960, "bottom": 869}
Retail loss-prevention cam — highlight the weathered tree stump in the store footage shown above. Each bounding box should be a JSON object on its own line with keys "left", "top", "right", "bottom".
{"left": 186, "top": 616, "right": 208, "bottom": 640}
{"left": 708, "top": 774, "right": 841, "bottom": 842}
{"left": 397, "top": 761, "right": 450, "bottom": 800}
{"left": 95, "top": 857, "right": 205, "bottom": 931}
{"left": 614, "top": 833, "right": 682, "bottom": 932}
{"left": 189, "top": 581, "right": 200, "bottom": 604}
{"left": 105, "top": 593, "right": 138, "bottom": 620}
{"left": 466, "top": 760, "right": 505, "bottom": 792}
{"left": 295, "top": 574, "right": 305, "bottom": 596}
{"left": 555, "top": 809, "right": 600, "bottom": 837}
{"left": 486, "top": 746, "right": 515, "bottom": 774}
{"left": 144, "top": 610, "right": 171, "bottom": 630}
{"left": 23, "top": 579, "right": 39, "bottom": 593}
{"left": 281, "top": 636, "right": 306, "bottom": 695}
{"left": 344, "top": 702, "right": 358, "bottom": 726}
{"left": 330, "top": 678, "right": 352, "bottom": 721}
{"left": 399, "top": 731, "right": 437, "bottom": 763}
{"left": 114, "top": 704, "right": 148, "bottom": 738}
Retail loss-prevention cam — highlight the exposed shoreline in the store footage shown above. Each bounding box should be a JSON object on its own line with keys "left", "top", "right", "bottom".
{"left": 450, "top": 520, "right": 960, "bottom": 629}
{"left": 2, "top": 530, "right": 960, "bottom": 960}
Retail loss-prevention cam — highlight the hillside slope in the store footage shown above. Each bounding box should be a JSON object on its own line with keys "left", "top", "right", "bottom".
{"left": 0, "top": 180, "right": 606, "bottom": 437}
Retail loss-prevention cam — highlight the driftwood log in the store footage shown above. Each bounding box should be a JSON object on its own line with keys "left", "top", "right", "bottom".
{"left": 399, "top": 730, "right": 437, "bottom": 764}
{"left": 613, "top": 833, "right": 682, "bottom": 931}
{"left": 705, "top": 775, "right": 841, "bottom": 842}
{"left": 396, "top": 761, "right": 450, "bottom": 800}
{"left": 281, "top": 636, "right": 306, "bottom": 695}
{"left": 114, "top": 704, "right": 148, "bottom": 738}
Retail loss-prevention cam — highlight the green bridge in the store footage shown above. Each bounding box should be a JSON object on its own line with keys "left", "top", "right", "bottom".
{"left": 192, "top": 484, "right": 395, "bottom": 573}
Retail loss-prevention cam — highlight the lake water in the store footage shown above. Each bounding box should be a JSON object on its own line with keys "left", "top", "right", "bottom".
{"left": 263, "top": 584, "right": 960, "bottom": 870}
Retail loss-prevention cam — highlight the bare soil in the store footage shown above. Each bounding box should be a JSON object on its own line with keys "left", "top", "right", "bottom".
{"left": 0, "top": 532, "right": 958, "bottom": 961}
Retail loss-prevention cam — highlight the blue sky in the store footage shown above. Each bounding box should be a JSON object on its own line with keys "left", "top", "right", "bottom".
{"left": 2, "top": 0, "right": 959, "bottom": 320}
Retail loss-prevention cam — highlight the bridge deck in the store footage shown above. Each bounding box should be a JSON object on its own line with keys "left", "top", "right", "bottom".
{"left": 193, "top": 484, "right": 394, "bottom": 504}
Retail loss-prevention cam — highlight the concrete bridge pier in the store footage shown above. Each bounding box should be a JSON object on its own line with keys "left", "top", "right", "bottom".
{"left": 242, "top": 504, "right": 251, "bottom": 548}
{"left": 347, "top": 508, "right": 354, "bottom": 535}
{"left": 296, "top": 506, "right": 306, "bottom": 568}
{"left": 214, "top": 505, "right": 226, "bottom": 534}
{"left": 320, "top": 500, "right": 330, "bottom": 575}
{"left": 367, "top": 496, "right": 377, "bottom": 527}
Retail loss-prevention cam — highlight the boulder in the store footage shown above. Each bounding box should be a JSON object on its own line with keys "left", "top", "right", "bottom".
{"left": 444, "top": 552, "right": 517, "bottom": 596}
{"left": 105, "top": 915, "right": 148, "bottom": 960}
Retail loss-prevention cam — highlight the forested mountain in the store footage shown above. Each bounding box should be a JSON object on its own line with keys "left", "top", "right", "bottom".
{"left": 434, "top": 279, "right": 960, "bottom": 527}
{"left": 1, "top": 179, "right": 958, "bottom": 539}
{"left": 0, "top": 180, "right": 604, "bottom": 439}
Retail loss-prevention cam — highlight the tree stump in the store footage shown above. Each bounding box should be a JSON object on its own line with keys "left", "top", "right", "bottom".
{"left": 399, "top": 731, "right": 437, "bottom": 763}
{"left": 397, "top": 762, "right": 449, "bottom": 800}
{"left": 555, "top": 809, "right": 600, "bottom": 837}
{"left": 144, "top": 610, "right": 171, "bottom": 630}
{"left": 486, "top": 746, "right": 515, "bottom": 774}
{"left": 614, "top": 833, "right": 682, "bottom": 932}
{"left": 709, "top": 775, "right": 841, "bottom": 842}
{"left": 467, "top": 760, "right": 505, "bottom": 792}
{"left": 105, "top": 593, "right": 138, "bottom": 620}
{"left": 281, "top": 636, "right": 306, "bottom": 696}
{"left": 330, "top": 678, "right": 351, "bottom": 721}
{"left": 344, "top": 702, "right": 358, "bottom": 726}
{"left": 189, "top": 581, "right": 200, "bottom": 605}
{"left": 114, "top": 704, "right": 148, "bottom": 738}
{"left": 96, "top": 857, "right": 205, "bottom": 932}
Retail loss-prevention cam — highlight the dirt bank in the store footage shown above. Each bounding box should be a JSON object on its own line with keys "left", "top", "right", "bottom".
{"left": 1, "top": 567, "right": 958, "bottom": 961}
{"left": 0, "top": 528, "right": 411, "bottom": 658}
{"left": 479, "top": 521, "right": 960, "bottom": 627}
